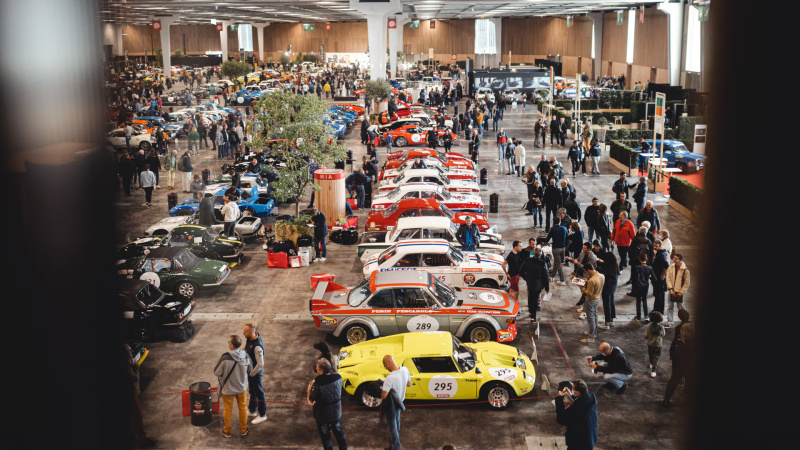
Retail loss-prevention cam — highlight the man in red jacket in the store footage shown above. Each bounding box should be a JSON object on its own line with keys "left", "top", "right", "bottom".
{"left": 611, "top": 211, "right": 636, "bottom": 270}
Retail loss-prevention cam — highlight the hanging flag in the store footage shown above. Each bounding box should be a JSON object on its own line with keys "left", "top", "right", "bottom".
{"left": 409, "top": 21, "right": 420, "bottom": 29}
{"left": 325, "top": 23, "right": 331, "bottom": 31}
{"left": 617, "top": 11, "right": 624, "bottom": 25}
{"left": 388, "top": 18, "right": 397, "bottom": 29}
{"left": 216, "top": 23, "right": 223, "bottom": 32}
{"left": 152, "top": 20, "right": 161, "bottom": 31}
{"left": 639, "top": 7, "right": 645, "bottom": 24}
{"left": 430, "top": 20, "right": 436, "bottom": 29}
{"left": 698, "top": 5, "right": 710, "bottom": 22}
{"left": 566, "top": 16, "right": 572, "bottom": 28}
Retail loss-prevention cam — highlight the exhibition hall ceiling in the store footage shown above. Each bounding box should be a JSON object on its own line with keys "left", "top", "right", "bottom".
{"left": 101, "top": 0, "right": 665, "bottom": 25}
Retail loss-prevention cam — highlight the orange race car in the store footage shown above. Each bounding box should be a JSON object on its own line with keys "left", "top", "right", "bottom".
{"left": 336, "top": 103, "right": 365, "bottom": 116}
{"left": 384, "top": 151, "right": 475, "bottom": 171}
{"left": 387, "top": 148, "right": 470, "bottom": 162}
{"left": 382, "top": 124, "right": 458, "bottom": 148}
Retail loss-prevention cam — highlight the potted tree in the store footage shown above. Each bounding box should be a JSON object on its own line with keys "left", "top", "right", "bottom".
{"left": 596, "top": 116, "right": 608, "bottom": 142}
{"left": 365, "top": 79, "right": 392, "bottom": 113}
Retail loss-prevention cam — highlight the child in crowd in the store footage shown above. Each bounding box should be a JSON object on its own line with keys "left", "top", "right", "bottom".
{"left": 645, "top": 311, "right": 666, "bottom": 378}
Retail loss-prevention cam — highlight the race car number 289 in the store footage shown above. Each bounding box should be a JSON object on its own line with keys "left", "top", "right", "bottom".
{"left": 407, "top": 315, "right": 439, "bottom": 332}
{"left": 428, "top": 374, "right": 458, "bottom": 398}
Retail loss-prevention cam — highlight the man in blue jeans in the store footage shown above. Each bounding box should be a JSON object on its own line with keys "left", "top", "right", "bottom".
{"left": 381, "top": 355, "right": 411, "bottom": 450}
{"left": 544, "top": 218, "right": 568, "bottom": 286}
{"left": 243, "top": 324, "right": 268, "bottom": 424}
{"left": 496, "top": 127, "right": 508, "bottom": 163}
{"left": 312, "top": 210, "right": 328, "bottom": 262}
{"left": 307, "top": 359, "right": 347, "bottom": 450}
{"left": 587, "top": 342, "right": 633, "bottom": 394}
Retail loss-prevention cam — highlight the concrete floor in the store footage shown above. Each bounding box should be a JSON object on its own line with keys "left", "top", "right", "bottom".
{"left": 117, "top": 84, "right": 696, "bottom": 449}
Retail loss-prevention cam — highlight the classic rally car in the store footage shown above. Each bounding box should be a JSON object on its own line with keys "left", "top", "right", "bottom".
{"left": 336, "top": 103, "right": 365, "bottom": 116}
{"left": 384, "top": 151, "right": 474, "bottom": 172}
{"left": 371, "top": 183, "right": 484, "bottom": 213}
{"left": 383, "top": 124, "right": 458, "bottom": 148}
{"left": 357, "top": 216, "right": 504, "bottom": 261}
{"left": 378, "top": 169, "right": 480, "bottom": 195}
{"left": 142, "top": 208, "right": 262, "bottom": 239}
{"left": 170, "top": 187, "right": 274, "bottom": 219}
{"left": 310, "top": 270, "right": 519, "bottom": 345}
{"left": 634, "top": 139, "right": 705, "bottom": 173}
{"left": 362, "top": 240, "right": 509, "bottom": 290}
{"left": 387, "top": 148, "right": 469, "bottom": 162}
{"left": 365, "top": 198, "right": 495, "bottom": 233}
{"left": 380, "top": 161, "right": 476, "bottom": 183}
{"left": 119, "top": 279, "right": 196, "bottom": 342}
{"left": 106, "top": 129, "right": 154, "bottom": 151}
{"left": 338, "top": 331, "right": 534, "bottom": 409}
{"left": 116, "top": 247, "right": 231, "bottom": 298}
{"left": 157, "top": 224, "right": 245, "bottom": 263}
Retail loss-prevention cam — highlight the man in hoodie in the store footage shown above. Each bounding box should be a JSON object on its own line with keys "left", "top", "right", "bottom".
{"left": 519, "top": 246, "right": 550, "bottom": 324}
{"left": 214, "top": 335, "right": 254, "bottom": 438}
{"left": 381, "top": 355, "right": 412, "bottom": 450}
{"left": 307, "top": 358, "right": 347, "bottom": 450}
{"left": 243, "top": 324, "right": 268, "bottom": 425}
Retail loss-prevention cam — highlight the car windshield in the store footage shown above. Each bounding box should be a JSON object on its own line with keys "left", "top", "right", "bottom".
{"left": 137, "top": 282, "right": 164, "bottom": 307}
{"left": 386, "top": 187, "right": 402, "bottom": 200}
{"left": 437, "top": 153, "right": 448, "bottom": 164}
{"left": 439, "top": 203, "right": 454, "bottom": 219}
{"left": 437, "top": 187, "right": 452, "bottom": 200}
{"left": 378, "top": 247, "right": 397, "bottom": 265}
{"left": 174, "top": 249, "right": 201, "bottom": 271}
{"left": 347, "top": 278, "right": 372, "bottom": 307}
{"left": 670, "top": 143, "right": 689, "bottom": 154}
{"left": 383, "top": 202, "right": 399, "bottom": 217}
{"left": 394, "top": 173, "right": 406, "bottom": 184}
{"left": 202, "top": 228, "right": 220, "bottom": 242}
{"left": 448, "top": 247, "right": 464, "bottom": 264}
{"left": 449, "top": 221, "right": 460, "bottom": 236}
{"left": 434, "top": 165, "right": 448, "bottom": 175}
{"left": 452, "top": 336, "right": 476, "bottom": 372}
{"left": 432, "top": 277, "right": 456, "bottom": 307}
{"left": 397, "top": 162, "right": 409, "bottom": 171}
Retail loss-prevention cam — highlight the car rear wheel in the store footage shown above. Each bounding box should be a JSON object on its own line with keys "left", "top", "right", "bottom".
{"left": 475, "top": 279, "right": 498, "bottom": 289}
{"left": 176, "top": 209, "right": 192, "bottom": 216}
{"left": 175, "top": 281, "right": 198, "bottom": 298}
{"left": 139, "top": 141, "right": 151, "bottom": 150}
{"left": 465, "top": 322, "right": 496, "bottom": 343}
{"left": 394, "top": 137, "right": 407, "bottom": 147}
{"left": 344, "top": 324, "right": 371, "bottom": 345}
{"left": 480, "top": 381, "right": 515, "bottom": 410}
{"left": 676, "top": 162, "right": 687, "bottom": 173}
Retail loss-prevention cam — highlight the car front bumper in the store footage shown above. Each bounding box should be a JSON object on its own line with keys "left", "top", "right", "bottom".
{"left": 497, "top": 321, "right": 518, "bottom": 343}
{"left": 203, "top": 266, "right": 231, "bottom": 286}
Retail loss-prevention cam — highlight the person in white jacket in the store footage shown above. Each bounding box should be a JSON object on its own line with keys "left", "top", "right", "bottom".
{"left": 665, "top": 253, "right": 691, "bottom": 326}
{"left": 514, "top": 140, "right": 526, "bottom": 177}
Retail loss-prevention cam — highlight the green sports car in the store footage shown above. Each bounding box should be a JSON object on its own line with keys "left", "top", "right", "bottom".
{"left": 117, "top": 247, "right": 231, "bottom": 298}
{"left": 117, "top": 225, "right": 244, "bottom": 264}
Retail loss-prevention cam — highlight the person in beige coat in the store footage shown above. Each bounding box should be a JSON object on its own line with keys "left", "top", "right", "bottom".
{"left": 665, "top": 253, "right": 691, "bottom": 326}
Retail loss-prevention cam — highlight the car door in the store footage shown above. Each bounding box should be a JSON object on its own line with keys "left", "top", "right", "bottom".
{"left": 393, "top": 287, "right": 450, "bottom": 333}
{"left": 420, "top": 252, "right": 460, "bottom": 285}
{"left": 407, "top": 128, "right": 424, "bottom": 144}
{"left": 364, "top": 288, "right": 399, "bottom": 336}
{"left": 408, "top": 356, "right": 477, "bottom": 400}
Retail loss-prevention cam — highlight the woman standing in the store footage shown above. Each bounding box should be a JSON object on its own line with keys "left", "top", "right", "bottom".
{"left": 528, "top": 179, "right": 544, "bottom": 229}
{"left": 663, "top": 323, "right": 695, "bottom": 407}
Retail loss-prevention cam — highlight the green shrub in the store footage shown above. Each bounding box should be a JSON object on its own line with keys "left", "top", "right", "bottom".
{"left": 596, "top": 117, "right": 608, "bottom": 128}
{"left": 669, "top": 176, "right": 704, "bottom": 211}
{"left": 630, "top": 101, "right": 646, "bottom": 121}
{"left": 677, "top": 116, "right": 707, "bottom": 151}
{"left": 617, "top": 128, "right": 630, "bottom": 139}
{"left": 608, "top": 139, "right": 640, "bottom": 168}
{"left": 621, "top": 90, "right": 635, "bottom": 108}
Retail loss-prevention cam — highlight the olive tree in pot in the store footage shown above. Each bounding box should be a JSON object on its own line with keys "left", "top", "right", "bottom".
{"left": 365, "top": 80, "right": 392, "bottom": 113}
{"left": 596, "top": 117, "right": 608, "bottom": 142}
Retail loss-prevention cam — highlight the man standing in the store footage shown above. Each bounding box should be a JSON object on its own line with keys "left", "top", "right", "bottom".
{"left": 140, "top": 164, "right": 155, "bottom": 208}
{"left": 584, "top": 198, "right": 599, "bottom": 243}
{"left": 594, "top": 241, "right": 618, "bottom": 330}
{"left": 549, "top": 115, "right": 560, "bottom": 147}
{"left": 545, "top": 218, "right": 568, "bottom": 286}
{"left": 589, "top": 140, "right": 602, "bottom": 175}
{"left": 164, "top": 149, "right": 177, "bottom": 190}
{"left": 665, "top": 253, "right": 690, "bottom": 327}
{"left": 381, "top": 355, "right": 412, "bottom": 450}
{"left": 543, "top": 179, "right": 562, "bottom": 233}
{"left": 312, "top": 209, "right": 328, "bottom": 262}
{"left": 456, "top": 215, "right": 481, "bottom": 252}
{"left": 119, "top": 151, "right": 135, "bottom": 197}
{"left": 609, "top": 193, "right": 632, "bottom": 224}
{"left": 612, "top": 172, "right": 637, "bottom": 200}
{"left": 536, "top": 154, "right": 550, "bottom": 181}
{"left": 221, "top": 194, "right": 240, "bottom": 237}
{"left": 581, "top": 121, "right": 593, "bottom": 152}
{"left": 533, "top": 119, "right": 542, "bottom": 148}
{"left": 497, "top": 127, "right": 509, "bottom": 164}
{"left": 559, "top": 117, "right": 568, "bottom": 147}
{"left": 503, "top": 241, "right": 523, "bottom": 300}
{"left": 514, "top": 139, "right": 526, "bottom": 177}
{"left": 637, "top": 201, "right": 661, "bottom": 234}
{"left": 197, "top": 192, "right": 215, "bottom": 226}
{"left": 179, "top": 150, "right": 193, "bottom": 193}
{"left": 519, "top": 246, "right": 549, "bottom": 324}
{"left": 587, "top": 342, "right": 633, "bottom": 394}
{"left": 124, "top": 122, "right": 133, "bottom": 152}
{"left": 651, "top": 240, "right": 670, "bottom": 315}
{"left": 578, "top": 264, "right": 604, "bottom": 343}
{"left": 632, "top": 176, "right": 648, "bottom": 214}
{"left": 555, "top": 380, "right": 598, "bottom": 450}
{"left": 567, "top": 141, "right": 582, "bottom": 177}
{"left": 352, "top": 168, "right": 369, "bottom": 210}
{"left": 611, "top": 211, "right": 636, "bottom": 270}
{"left": 214, "top": 335, "right": 254, "bottom": 438}
{"left": 243, "top": 324, "right": 268, "bottom": 425}
{"left": 307, "top": 359, "right": 347, "bottom": 450}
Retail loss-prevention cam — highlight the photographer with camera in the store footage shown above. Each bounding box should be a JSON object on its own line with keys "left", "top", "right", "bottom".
{"left": 555, "top": 379, "right": 598, "bottom": 449}
{"left": 586, "top": 342, "right": 633, "bottom": 395}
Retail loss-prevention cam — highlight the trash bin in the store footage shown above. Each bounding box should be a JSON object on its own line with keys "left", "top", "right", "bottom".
{"left": 189, "top": 382, "right": 213, "bottom": 426}
{"left": 480, "top": 168, "right": 488, "bottom": 185}
{"left": 489, "top": 193, "right": 499, "bottom": 213}
{"left": 202, "top": 169, "right": 211, "bottom": 186}
{"left": 167, "top": 192, "right": 178, "bottom": 211}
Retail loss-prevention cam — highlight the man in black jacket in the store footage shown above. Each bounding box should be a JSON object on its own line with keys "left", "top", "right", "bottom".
{"left": 559, "top": 117, "right": 568, "bottom": 147}
{"left": 456, "top": 216, "right": 481, "bottom": 252}
{"left": 543, "top": 179, "right": 563, "bottom": 233}
{"left": 584, "top": 198, "right": 599, "bottom": 243}
{"left": 519, "top": 246, "right": 549, "bottom": 323}
{"left": 555, "top": 380, "right": 598, "bottom": 450}
{"left": 594, "top": 241, "right": 618, "bottom": 329}
{"left": 625, "top": 226, "right": 654, "bottom": 290}
{"left": 549, "top": 115, "right": 560, "bottom": 147}
{"left": 612, "top": 172, "right": 637, "bottom": 200}
{"left": 609, "top": 193, "right": 632, "bottom": 224}
{"left": 307, "top": 359, "right": 347, "bottom": 450}
{"left": 636, "top": 201, "right": 661, "bottom": 234}
{"left": 632, "top": 176, "right": 648, "bottom": 214}
{"left": 651, "top": 239, "right": 670, "bottom": 314}
{"left": 587, "top": 342, "right": 633, "bottom": 394}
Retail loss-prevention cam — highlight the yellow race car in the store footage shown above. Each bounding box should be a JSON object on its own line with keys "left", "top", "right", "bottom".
{"left": 338, "top": 331, "right": 534, "bottom": 410}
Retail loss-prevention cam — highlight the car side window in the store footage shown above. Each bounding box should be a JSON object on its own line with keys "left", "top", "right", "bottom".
{"left": 393, "top": 254, "right": 420, "bottom": 268}
{"left": 402, "top": 192, "right": 419, "bottom": 199}
{"left": 397, "top": 228, "right": 420, "bottom": 240}
{"left": 398, "top": 209, "right": 419, "bottom": 219}
{"left": 393, "top": 288, "right": 428, "bottom": 308}
{"left": 423, "top": 177, "right": 441, "bottom": 184}
{"left": 367, "top": 290, "right": 395, "bottom": 308}
{"left": 412, "top": 356, "right": 458, "bottom": 373}
{"left": 420, "top": 208, "right": 441, "bottom": 216}
{"left": 407, "top": 177, "right": 421, "bottom": 183}
{"left": 420, "top": 191, "right": 436, "bottom": 199}
{"left": 147, "top": 259, "right": 171, "bottom": 272}
{"left": 421, "top": 253, "right": 451, "bottom": 267}
{"left": 425, "top": 228, "right": 452, "bottom": 240}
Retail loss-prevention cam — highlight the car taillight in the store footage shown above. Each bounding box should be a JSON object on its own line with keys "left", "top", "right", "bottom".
{"left": 216, "top": 276, "right": 221, "bottom": 282}
{"left": 313, "top": 316, "right": 321, "bottom": 328}
{"left": 506, "top": 317, "right": 515, "bottom": 324}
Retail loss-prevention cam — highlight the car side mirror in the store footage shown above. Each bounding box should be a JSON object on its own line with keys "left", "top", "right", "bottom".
{"left": 475, "top": 367, "right": 482, "bottom": 374}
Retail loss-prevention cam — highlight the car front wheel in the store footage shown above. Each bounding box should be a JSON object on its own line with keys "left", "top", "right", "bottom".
{"left": 676, "top": 162, "right": 688, "bottom": 173}
{"left": 354, "top": 384, "right": 382, "bottom": 407}
{"left": 394, "top": 137, "right": 407, "bottom": 147}
{"left": 475, "top": 279, "right": 498, "bottom": 289}
{"left": 480, "top": 381, "right": 515, "bottom": 410}
{"left": 175, "top": 280, "right": 198, "bottom": 298}
{"left": 139, "top": 140, "right": 151, "bottom": 150}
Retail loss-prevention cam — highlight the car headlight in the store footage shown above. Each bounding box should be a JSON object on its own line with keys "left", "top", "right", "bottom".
{"left": 689, "top": 162, "right": 695, "bottom": 167}
{"left": 515, "top": 358, "right": 526, "bottom": 370}
{"left": 339, "top": 350, "right": 349, "bottom": 360}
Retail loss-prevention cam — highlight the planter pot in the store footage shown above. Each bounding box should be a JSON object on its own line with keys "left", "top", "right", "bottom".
{"left": 275, "top": 222, "right": 313, "bottom": 249}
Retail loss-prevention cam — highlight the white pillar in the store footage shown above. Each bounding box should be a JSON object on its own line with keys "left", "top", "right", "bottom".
{"left": 477, "top": 18, "right": 502, "bottom": 69}
{"left": 388, "top": 15, "right": 409, "bottom": 79}
{"left": 157, "top": 16, "right": 178, "bottom": 75}
{"left": 588, "top": 13, "right": 603, "bottom": 81}
{"left": 219, "top": 20, "right": 233, "bottom": 62}
{"left": 103, "top": 24, "right": 124, "bottom": 56}
{"left": 350, "top": 0, "right": 401, "bottom": 80}
{"left": 658, "top": 2, "right": 685, "bottom": 86}
{"left": 252, "top": 22, "right": 270, "bottom": 64}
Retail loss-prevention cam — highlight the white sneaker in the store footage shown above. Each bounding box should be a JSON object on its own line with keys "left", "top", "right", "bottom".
{"left": 313, "top": 258, "right": 320, "bottom": 262}
{"left": 252, "top": 415, "right": 268, "bottom": 424}
{"left": 650, "top": 372, "right": 657, "bottom": 378}
{"left": 557, "top": 281, "right": 566, "bottom": 286}
{"left": 320, "top": 257, "right": 326, "bottom": 262}
{"left": 247, "top": 410, "right": 257, "bottom": 417}
{"left": 579, "top": 312, "right": 587, "bottom": 320}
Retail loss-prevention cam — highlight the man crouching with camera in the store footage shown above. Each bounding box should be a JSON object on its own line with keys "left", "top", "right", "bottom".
{"left": 555, "top": 379, "right": 598, "bottom": 449}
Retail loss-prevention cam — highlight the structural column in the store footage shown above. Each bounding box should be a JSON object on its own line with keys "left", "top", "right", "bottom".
{"left": 587, "top": 12, "right": 603, "bottom": 81}
{"left": 156, "top": 16, "right": 178, "bottom": 75}
{"left": 388, "top": 14, "right": 409, "bottom": 79}
{"left": 219, "top": 20, "right": 233, "bottom": 62}
{"left": 102, "top": 23, "right": 124, "bottom": 56}
{"left": 658, "top": 2, "right": 685, "bottom": 86}
{"left": 252, "top": 22, "right": 270, "bottom": 64}
{"left": 350, "top": 0, "right": 401, "bottom": 80}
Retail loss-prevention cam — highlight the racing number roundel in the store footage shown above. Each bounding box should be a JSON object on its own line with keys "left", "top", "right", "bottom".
{"left": 407, "top": 315, "right": 439, "bottom": 332}
{"left": 140, "top": 272, "right": 161, "bottom": 288}
{"left": 479, "top": 292, "right": 503, "bottom": 304}
{"left": 489, "top": 367, "right": 517, "bottom": 382}
{"left": 411, "top": 134, "right": 421, "bottom": 143}
{"left": 428, "top": 374, "right": 458, "bottom": 398}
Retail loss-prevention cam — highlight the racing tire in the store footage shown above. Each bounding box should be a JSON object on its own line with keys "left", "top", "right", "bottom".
{"left": 139, "top": 140, "right": 152, "bottom": 151}
{"left": 475, "top": 279, "right": 499, "bottom": 289}
{"left": 676, "top": 162, "right": 688, "bottom": 173}
{"left": 176, "top": 209, "right": 192, "bottom": 216}
{"left": 465, "top": 322, "right": 496, "bottom": 343}
{"left": 394, "top": 137, "right": 407, "bottom": 147}
{"left": 480, "top": 381, "right": 515, "bottom": 410}
{"left": 170, "top": 322, "right": 195, "bottom": 343}
{"left": 343, "top": 324, "right": 372, "bottom": 345}
{"left": 175, "top": 280, "right": 198, "bottom": 298}
{"left": 353, "top": 383, "right": 383, "bottom": 408}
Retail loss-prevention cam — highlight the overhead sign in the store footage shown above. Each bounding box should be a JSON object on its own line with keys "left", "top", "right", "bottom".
{"left": 409, "top": 21, "right": 420, "bottom": 29}
{"left": 617, "top": 11, "right": 624, "bottom": 25}
{"left": 388, "top": 18, "right": 397, "bottom": 29}
{"left": 451, "top": 54, "right": 457, "bottom": 61}
{"left": 326, "top": 23, "right": 331, "bottom": 31}
{"left": 216, "top": 23, "right": 223, "bottom": 32}
{"left": 566, "top": 16, "right": 572, "bottom": 28}
{"left": 698, "top": 5, "right": 710, "bottom": 22}
{"left": 303, "top": 24, "right": 315, "bottom": 31}
{"left": 430, "top": 20, "right": 436, "bottom": 29}
{"left": 152, "top": 20, "right": 161, "bottom": 31}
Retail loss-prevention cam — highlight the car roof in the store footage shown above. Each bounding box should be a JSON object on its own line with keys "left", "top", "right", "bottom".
{"left": 372, "top": 268, "right": 429, "bottom": 288}
{"left": 396, "top": 169, "right": 439, "bottom": 177}
{"left": 385, "top": 239, "right": 452, "bottom": 255}
{"left": 393, "top": 182, "right": 440, "bottom": 191}
{"left": 396, "top": 216, "right": 451, "bottom": 228}
{"left": 145, "top": 247, "right": 184, "bottom": 259}
{"left": 393, "top": 198, "right": 440, "bottom": 209}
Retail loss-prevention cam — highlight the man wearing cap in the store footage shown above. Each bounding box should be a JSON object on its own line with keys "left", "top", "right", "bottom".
{"left": 578, "top": 264, "right": 605, "bottom": 344}
{"left": 243, "top": 324, "right": 268, "bottom": 424}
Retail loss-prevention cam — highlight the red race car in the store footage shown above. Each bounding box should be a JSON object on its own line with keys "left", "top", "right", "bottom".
{"left": 383, "top": 125, "right": 458, "bottom": 148}
{"left": 384, "top": 152, "right": 475, "bottom": 172}
{"left": 387, "top": 148, "right": 470, "bottom": 162}
{"left": 371, "top": 182, "right": 484, "bottom": 212}
{"left": 365, "top": 198, "right": 496, "bottom": 233}
{"left": 379, "top": 161, "right": 476, "bottom": 182}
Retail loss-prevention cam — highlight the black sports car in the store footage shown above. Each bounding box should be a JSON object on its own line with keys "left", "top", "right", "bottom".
{"left": 120, "top": 279, "right": 196, "bottom": 342}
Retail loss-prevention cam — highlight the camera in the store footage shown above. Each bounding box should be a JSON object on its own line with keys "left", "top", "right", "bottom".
{"left": 558, "top": 381, "right": 574, "bottom": 392}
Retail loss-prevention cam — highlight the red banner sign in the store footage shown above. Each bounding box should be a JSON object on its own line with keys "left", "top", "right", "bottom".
{"left": 152, "top": 20, "right": 161, "bottom": 31}
{"left": 216, "top": 23, "right": 223, "bottom": 32}
{"left": 430, "top": 20, "right": 436, "bottom": 29}
{"left": 388, "top": 18, "right": 396, "bottom": 29}
{"left": 326, "top": 23, "right": 331, "bottom": 31}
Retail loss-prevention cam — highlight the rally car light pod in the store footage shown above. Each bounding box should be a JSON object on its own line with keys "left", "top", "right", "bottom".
{"left": 339, "top": 350, "right": 349, "bottom": 360}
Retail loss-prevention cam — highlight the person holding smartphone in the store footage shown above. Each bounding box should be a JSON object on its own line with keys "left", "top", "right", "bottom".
{"left": 555, "top": 379, "right": 598, "bottom": 449}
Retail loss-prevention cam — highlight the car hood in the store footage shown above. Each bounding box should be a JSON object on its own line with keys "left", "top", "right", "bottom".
{"left": 339, "top": 335, "right": 406, "bottom": 369}
{"left": 461, "top": 252, "right": 505, "bottom": 270}
{"left": 473, "top": 341, "right": 525, "bottom": 368}
{"left": 187, "top": 259, "right": 229, "bottom": 276}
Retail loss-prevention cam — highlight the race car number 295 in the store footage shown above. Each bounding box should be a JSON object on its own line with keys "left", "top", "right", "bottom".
{"left": 428, "top": 374, "right": 458, "bottom": 398}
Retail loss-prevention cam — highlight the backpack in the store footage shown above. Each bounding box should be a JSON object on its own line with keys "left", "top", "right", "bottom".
{"left": 177, "top": 156, "right": 186, "bottom": 172}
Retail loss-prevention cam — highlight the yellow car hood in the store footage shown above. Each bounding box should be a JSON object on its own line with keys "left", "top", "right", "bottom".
{"left": 473, "top": 341, "right": 522, "bottom": 368}
{"left": 339, "top": 335, "right": 405, "bottom": 369}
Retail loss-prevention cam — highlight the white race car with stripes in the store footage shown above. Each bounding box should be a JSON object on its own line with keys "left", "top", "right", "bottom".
{"left": 362, "top": 240, "right": 510, "bottom": 291}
